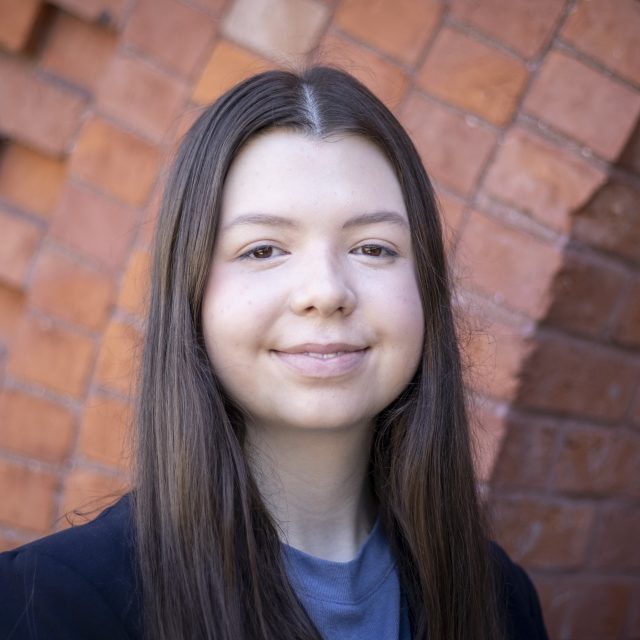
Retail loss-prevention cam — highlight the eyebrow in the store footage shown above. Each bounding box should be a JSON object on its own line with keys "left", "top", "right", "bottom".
{"left": 222, "top": 211, "right": 409, "bottom": 231}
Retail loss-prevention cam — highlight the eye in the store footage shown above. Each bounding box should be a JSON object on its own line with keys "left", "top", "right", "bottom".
{"left": 352, "top": 244, "right": 398, "bottom": 258}
{"left": 239, "top": 244, "right": 286, "bottom": 260}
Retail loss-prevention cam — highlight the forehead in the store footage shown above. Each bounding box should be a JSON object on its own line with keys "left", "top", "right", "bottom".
{"left": 220, "top": 129, "right": 407, "bottom": 220}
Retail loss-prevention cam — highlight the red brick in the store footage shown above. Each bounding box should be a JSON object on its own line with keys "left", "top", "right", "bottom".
{"left": 461, "top": 310, "right": 534, "bottom": 400}
{"left": 615, "top": 277, "right": 640, "bottom": 348}
{"left": 0, "top": 388, "right": 75, "bottom": 463}
{"left": 552, "top": 426, "right": 634, "bottom": 496}
{"left": 70, "top": 117, "right": 161, "bottom": 206}
{"left": 0, "top": 460, "right": 58, "bottom": 532}
{"left": 333, "top": 0, "right": 441, "bottom": 66}
{"left": 192, "top": 39, "right": 270, "bottom": 105}
{"left": 468, "top": 398, "right": 507, "bottom": 482}
{"left": 0, "top": 208, "right": 42, "bottom": 289}
{"left": 79, "top": 394, "right": 131, "bottom": 469}
{"left": 7, "top": 314, "right": 95, "bottom": 398}
{"left": 0, "top": 283, "right": 25, "bottom": 344}
{"left": 0, "top": 0, "right": 42, "bottom": 52}
{"left": 456, "top": 210, "right": 563, "bottom": 317}
{"left": 50, "top": 182, "right": 137, "bottom": 271}
{"left": 0, "top": 55, "right": 86, "bottom": 157}
{"left": 491, "top": 415, "right": 558, "bottom": 489}
{"left": 517, "top": 337, "right": 639, "bottom": 421}
{"left": 417, "top": 27, "right": 528, "bottom": 126}
{"left": 97, "top": 53, "right": 189, "bottom": 143}
{"left": 449, "top": 0, "right": 565, "bottom": 58}
{"left": 0, "top": 143, "right": 66, "bottom": 218}
{"left": 524, "top": 50, "right": 640, "bottom": 161}
{"left": 123, "top": 0, "right": 216, "bottom": 77}
{"left": 534, "top": 579, "right": 573, "bottom": 640}
{"left": 482, "top": 128, "right": 606, "bottom": 233}
{"left": 545, "top": 252, "right": 627, "bottom": 337}
{"left": 59, "top": 467, "right": 129, "bottom": 528}
{"left": 117, "top": 248, "right": 150, "bottom": 317}
{"left": 321, "top": 32, "right": 410, "bottom": 109}
{"left": 40, "top": 11, "right": 116, "bottom": 92}
{"left": 94, "top": 320, "right": 141, "bottom": 394}
{"left": 491, "top": 497, "right": 595, "bottom": 569}
{"left": 399, "top": 92, "right": 496, "bottom": 195}
{"left": 562, "top": 0, "right": 640, "bottom": 85}
{"left": 573, "top": 179, "right": 640, "bottom": 265}
{"left": 51, "top": 0, "right": 127, "bottom": 28}
{"left": 620, "top": 120, "right": 640, "bottom": 177}
{"left": 591, "top": 505, "right": 640, "bottom": 571}
{"left": 30, "top": 246, "right": 116, "bottom": 331}
{"left": 222, "top": 0, "right": 327, "bottom": 63}
{"left": 568, "top": 581, "right": 632, "bottom": 640}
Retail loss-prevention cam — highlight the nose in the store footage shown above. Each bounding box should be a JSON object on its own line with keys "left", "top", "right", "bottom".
{"left": 288, "top": 248, "right": 356, "bottom": 317}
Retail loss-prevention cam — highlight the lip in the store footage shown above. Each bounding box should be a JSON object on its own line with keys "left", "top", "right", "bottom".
{"left": 271, "top": 343, "right": 369, "bottom": 378}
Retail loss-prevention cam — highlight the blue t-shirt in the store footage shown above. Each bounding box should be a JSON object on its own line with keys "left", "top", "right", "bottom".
{"left": 282, "top": 519, "right": 412, "bottom": 640}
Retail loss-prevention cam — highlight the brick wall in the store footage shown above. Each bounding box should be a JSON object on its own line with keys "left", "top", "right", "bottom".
{"left": 0, "top": 1, "right": 638, "bottom": 638}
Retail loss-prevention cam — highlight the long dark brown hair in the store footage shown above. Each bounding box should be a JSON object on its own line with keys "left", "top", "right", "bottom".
{"left": 134, "top": 66, "right": 502, "bottom": 640}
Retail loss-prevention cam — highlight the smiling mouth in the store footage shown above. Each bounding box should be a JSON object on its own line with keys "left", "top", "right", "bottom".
{"left": 271, "top": 344, "right": 369, "bottom": 378}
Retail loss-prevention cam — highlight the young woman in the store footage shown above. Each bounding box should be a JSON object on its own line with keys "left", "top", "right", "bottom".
{"left": 0, "top": 67, "right": 548, "bottom": 640}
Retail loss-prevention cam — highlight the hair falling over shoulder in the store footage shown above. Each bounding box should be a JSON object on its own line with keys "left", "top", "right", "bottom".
{"left": 133, "top": 66, "right": 504, "bottom": 640}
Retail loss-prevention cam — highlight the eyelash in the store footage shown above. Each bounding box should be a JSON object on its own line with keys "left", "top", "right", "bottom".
{"left": 239, "top": 243, "right": 398, "bottom": 261}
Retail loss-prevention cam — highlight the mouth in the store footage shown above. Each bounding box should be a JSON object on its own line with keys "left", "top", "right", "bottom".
{"left": 271, "top": 343, "right": 369, "bottom": 378}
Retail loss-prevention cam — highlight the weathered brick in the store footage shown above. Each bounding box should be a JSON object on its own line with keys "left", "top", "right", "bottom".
{"left": 456, "top": 210, "right": 563, "bottom": 317}
{"left": 0, "top": 283, "right": 25, "bottom": 343}
{"left": 59, "top": 467, "right": 129, "bottom": 528}
{"left": 591, "top": 504, "right": 640, "bottom": 571}
{"left": 0, "top": 460, "right": 58, "bottom": 532}
{"left": 0, "top": 208, "right": 42, "bottom": 289}
{"left": 333, "top": 0, "right": 441, "bottom": 66}
{"left": 321, "top": 31, "right": 409, "bottom": 109}
{"left": 399, "top": 92, "right": 496, "bottom": 195}
{"left": 0, "top": 55, "right": 86, "bottom": 157}
{"left": 30, "top": 246, "right": 116, "bottom": 331}
{"left": 40, "top": 11, "right": 116, "bottom": 92}
{"left": 0, "top": 0, "right": 42, "bottom": 52}
{"left": 468, "top": 398, "right": 507, "bottom": 482}
{"left": 0, "top": 388, "right": 75, "bottom": 463}
{"left": 562, "top": 0, "right": 640, "bottom": 86}
{"left": 0, "top": 142, "right": 66, "bottom": 218}
{"left": 524, "top": 50, "right": 640, "bottom": 160}
{"left": 482, "top": 128, "right": 606, "bottom": 233}
{"left": 123, "top": 0, "right": 216, "bottom": 77}
{"left": 545, "top": 251, "right": 627, "bottom": 337}
{"left": 449, "top": 0, "right": 565, "bottom": 58}
{"left": 572, "top": 179, "right": 640, "bottom": 265}
{"left": 461, "top": 310, "right": 534, "bottom": 400}
{"left": 51, "top": 182, "right": 137, "bottom": 271}
{"left": 491, "top": 496, "right": 595, "bottom": 569}
{"left": 491, "top": 415, "right": 558, "bottom": 489}
{"left": 7, "top": 314, "right": 95, "bottom": 398}
{"left": 94, "top": 320, "right": 141, "bottom": 394}
{"left": 117, "top": 248, "right": 150, "bottom": 317}
{"left": 70, "top": 117, "right": 161, "bottom": 206}
{"left": 417, "top": 27, "right": 528, "bottom": 126}
{"left": 620, "top": 119, "right": 640, "bottom": 177}
{"left": 615, "top": 277, "right": 640, "bottom": 348}
{"left": 97, "top": 53, "right": 189, "bottom": 143}
{"left": 517, "top": 337, "right": 639, "bottom": 421}
{"left": 192, "top": 40, "right": 270, "bottom": 105}
{"left": 51, "top": 0, "right": 127, "bottom": 28}
{"left": 79, "top": 394, "right": 131, "bottom": 469}
{"left": 223, "top": 0, "right": 328, "bottom": 63}
{"left": 436, "top": 190, "right": 465, "bottom": 250}
{"left": 568, "top": 580, "right": 632, "bottom": 640}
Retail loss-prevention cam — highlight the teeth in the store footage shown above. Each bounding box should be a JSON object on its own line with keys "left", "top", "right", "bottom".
{"left": 305, "top": 352, "right": 345, "bottom": 359}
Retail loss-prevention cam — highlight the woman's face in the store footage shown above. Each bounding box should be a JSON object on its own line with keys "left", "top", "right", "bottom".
{"left": 202, "top": 130, "right": 424, "bottom": 433}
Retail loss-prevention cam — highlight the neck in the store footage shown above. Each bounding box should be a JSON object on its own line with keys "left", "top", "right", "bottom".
{"left": 245, "top": 421, "right": 377, "bottom": 562}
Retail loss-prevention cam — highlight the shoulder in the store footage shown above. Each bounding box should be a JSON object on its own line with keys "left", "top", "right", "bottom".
{"left": 490, "top": 542, "right": 549, "bottom": 640}
{"left": 0, "top": 494, "right": 141, "bottom": 640}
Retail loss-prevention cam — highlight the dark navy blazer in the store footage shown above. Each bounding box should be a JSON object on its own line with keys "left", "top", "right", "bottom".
{"left": 0, "top": 495, "right": 548, "bottom": 639}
